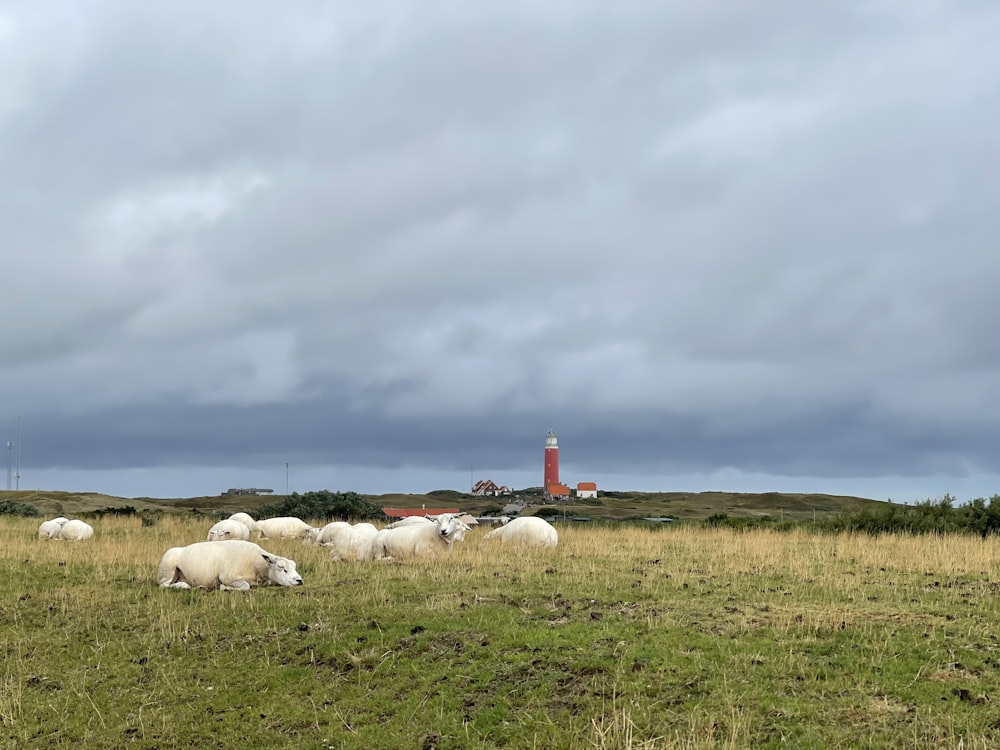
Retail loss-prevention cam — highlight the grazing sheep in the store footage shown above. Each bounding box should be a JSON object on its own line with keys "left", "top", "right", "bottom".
{"left": 256, "top": 516, "right": 320, "bottom": 543}
{"left": 156, "top": 547, "right": 184, "bottom": 586}
{"left": 374, "top": 513, "right": 470, "bottom": 560}
{"left": 38, "top": 517, "right": 70, "bottom": 540}
{"left": 58, "top": 519, "right": 94, "bottom": 542}
{"left": 482, "top": 516, "right": 558, "bottom": 548}
{"left": 316, "top": 521, "right": 352, "bottom": 546}
{"left": 207, "top": 519, "right": 251, "bottom": 541}
{"left": 227, "top": 512, "right": 257, "bottom": 535}
{"left": 158, "top": 540, "right": 303, "bottom": 591}
{"left": 329, "top": 522, "right": 380, "bottom": 561}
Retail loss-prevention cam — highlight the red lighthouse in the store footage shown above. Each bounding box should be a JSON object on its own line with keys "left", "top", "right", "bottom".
{"left": 544, "top": 428, "right": 560, "bottom": 489}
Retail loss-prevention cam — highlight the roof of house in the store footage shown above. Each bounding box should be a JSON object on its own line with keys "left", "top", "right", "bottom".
{"left": 381, "top": 507, "right": 460, "bottom": 518}
{"left": 546, "top": 483, "right": 571, "bottom": 496}
{"left": 576, "top": 482, "right": 597, "bottom": 491}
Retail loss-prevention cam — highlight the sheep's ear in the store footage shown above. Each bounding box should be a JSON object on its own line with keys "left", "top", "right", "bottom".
{"left": 261, "top": 553, "right": 275, "bottom": 564}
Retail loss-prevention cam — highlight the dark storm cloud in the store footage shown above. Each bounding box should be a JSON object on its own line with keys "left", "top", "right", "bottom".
{"left": 2, "top": 1, "right": 1000, "bottom": 497}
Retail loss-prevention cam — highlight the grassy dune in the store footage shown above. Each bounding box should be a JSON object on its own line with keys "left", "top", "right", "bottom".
{"left": 2, "top": 515, "right": 999, "bottom": 748}
{"left": 0, "top": 487, "right": 886, "bottom": 523}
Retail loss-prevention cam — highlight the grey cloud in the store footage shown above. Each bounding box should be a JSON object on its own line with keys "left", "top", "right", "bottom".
{"left": 1, "top": 1, "right": 999, "bottom": 498}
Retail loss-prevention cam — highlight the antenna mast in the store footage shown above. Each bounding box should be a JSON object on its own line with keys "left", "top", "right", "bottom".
{"left": 15, "top": 416, "right": 20, "bottom": 491}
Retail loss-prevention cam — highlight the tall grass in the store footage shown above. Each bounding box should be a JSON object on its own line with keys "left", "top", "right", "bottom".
{"left": 1, "top": 516, "right": 999, "bottom": 748}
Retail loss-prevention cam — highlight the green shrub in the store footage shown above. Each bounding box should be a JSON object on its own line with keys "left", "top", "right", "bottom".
{"left": 0, "top": 500, "right": 39, "bottom": 517}
{"left": 258, "top": 489, "right": 386, "bottom": 521}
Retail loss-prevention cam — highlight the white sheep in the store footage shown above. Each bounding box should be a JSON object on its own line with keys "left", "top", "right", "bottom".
{"left": 158, "top": 540, "right": 303, "bottom": 591}
{"left": 227, "top": 512, "right": 257, "bottom": 535}
{"left": 316, "top": 521, "right": 352, "bottom": 546}
{"left": 482, "top": 516, "right": 558, "bottom": 548}
{"left": 58, "top": 519, "right": 94, "bottom": 541}
{"left": 38, "top": 517, "right": 70, "bottom": 540}
{"left": 207, "top": 519, "right": 251, "bottom": 541}
{"left": 156, "top": 547, "right": 184, "bottom": 586}
{"left": 374, "top": 513, "right": 470, "bottom": 560}
{"left": 256, "top": 516, "right": 320, "bottom": 543}
{"left": 329, "top": 522, "right": 380, "bottom": 561}
{"left": 385, "top": 516, "right": 433, "bottom": 529}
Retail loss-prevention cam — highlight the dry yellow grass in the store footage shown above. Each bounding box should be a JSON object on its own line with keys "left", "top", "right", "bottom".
{"left": 4, "top": 515, "right": 1000, "bottom": 748}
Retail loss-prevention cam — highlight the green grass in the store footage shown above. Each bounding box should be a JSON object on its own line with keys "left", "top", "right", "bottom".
{"left": 2, "top": 516, "right": 999, "bottom": 748}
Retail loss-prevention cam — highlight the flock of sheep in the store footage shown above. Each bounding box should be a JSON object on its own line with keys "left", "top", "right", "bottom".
{"left": 36, "top": 510, "right": 558, "bottom": 592}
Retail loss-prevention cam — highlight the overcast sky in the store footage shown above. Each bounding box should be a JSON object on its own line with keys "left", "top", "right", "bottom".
{"left": 2, "top": 1, "right": 999, "bottom": 501}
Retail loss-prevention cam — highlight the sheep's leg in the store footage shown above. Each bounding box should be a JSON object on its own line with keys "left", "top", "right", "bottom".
{"left": 219, "top": 579, "right": 252, "bottom": 591}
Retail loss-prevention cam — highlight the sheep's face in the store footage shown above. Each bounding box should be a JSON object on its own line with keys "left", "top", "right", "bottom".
{"left": 436, "top": 514, "right": 470, "bottom": 543}
{"left": 262, "top": 554, "right": 303, "bottom": 586}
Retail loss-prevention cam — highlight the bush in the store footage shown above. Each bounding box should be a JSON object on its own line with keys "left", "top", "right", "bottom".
{"left": 530, "top": 507, "right": 561, "bottom": 518}
{"left": 0, "top": 500, "right": 40, "bottom": 517}
{"left": 820, "top": 494, "right": 1000, "bottom": 537}
{"left": 258, "top": 490, "right": 386, "bottom": 522}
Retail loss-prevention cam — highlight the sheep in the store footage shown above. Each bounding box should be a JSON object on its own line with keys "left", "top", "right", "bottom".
{"left": 482, "top": 516, "right": 558, "bottom": 548}
{"left": 158, "top": 540, "right": 303, "bottom": 591}
{"left": 207, "top": 519, "right": 251, "bottom": 541}
{"left": 329, "top": 522, "right": 380, "bottom": 561}
{"left": 256, "top": 516, "right": 320, "bottom": 543}
{"left": 316, "top": 521, "right": 352, "bottom": 546}
{"left": 374, "top": 513, "right": 470, "bottom": 560}
{"left": 227, "top": 512, "right": 257, "bottom": 535}
{"left": 156, "top": 547, "right": 184, "bottom": 587}
{"left": 38, "top": 517, "right": 69, "bottom": 540}
{"left": 58, "top": 519, "right": 94, "bottom": 541}
{"left": 385, "top": 516, "right": 433, "bottom": 529}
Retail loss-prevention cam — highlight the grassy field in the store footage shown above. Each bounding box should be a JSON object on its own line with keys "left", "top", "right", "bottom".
{"left": 2, "top": 515, "right": 999, "bottom": 749}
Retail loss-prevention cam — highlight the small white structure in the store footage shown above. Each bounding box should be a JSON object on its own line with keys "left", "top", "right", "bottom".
{"left": 158, "top": 540, "right": 303, "bottom": 591}
{"left": 576, "top": 482, "right": 598, "bottom": 500}
{"left": 482, "top": 516, "right": 558, "bottom": 548}
{"left": 58, "top": 519, "right": 94, "bottom": 541}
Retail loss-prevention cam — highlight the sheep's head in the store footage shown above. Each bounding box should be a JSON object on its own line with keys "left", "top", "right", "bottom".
{"left": 436, "top": 514, "right": 470, "bottom": 543}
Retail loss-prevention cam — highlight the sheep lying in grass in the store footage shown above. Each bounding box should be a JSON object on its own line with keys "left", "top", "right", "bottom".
{"left": 228, "top": 512, "right": 257, "bottom": 535}
{"left": 38, "top": 517, "right": 69, "bottom": 540}
{"left": 482, "top": 516, "right": 558, "bottom": 548}
{"left": 328, "top": 523, "right": 380, "bottom": 561}
{"left": 158, "top": 540, "right": 303, "bottom": 591}
{"left": 256, "top": 516, "right": 320, "bottom": 543}
{"left": 385, "top": 516, "right": 433, "bottom": 529}
{"left": 157, "top": 547, "right": 184, "bottom": 586}
{"left": 207, "top": 519, "right": 251, "bottom": 541}
{"left": 316, "top": 521, "right": 352, "bottom": 546}
{"left": 374, "top": 513, "right": 470, "bottom": 560}
{"left": 58, "top": 519, "right": 94, "bottom": 541}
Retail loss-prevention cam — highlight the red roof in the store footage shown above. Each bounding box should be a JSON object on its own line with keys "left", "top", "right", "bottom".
{"left": 545, "top": 483, "right": 570, "bottom": 497}
{"left": 382, "top": 507, "right": 460, "bottom": 518}
{"left": 577, "top": 482, "right": 597, "bottom": 491}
